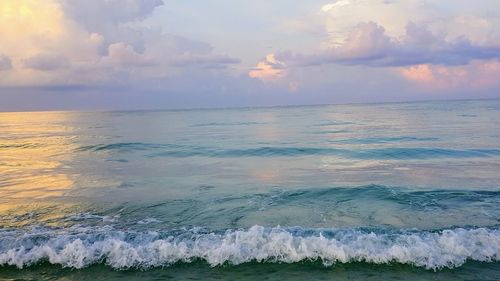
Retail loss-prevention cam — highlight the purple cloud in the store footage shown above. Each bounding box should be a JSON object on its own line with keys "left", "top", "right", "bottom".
{"left": 171, "top": 54, "right": 240, "bottom": 68}
{"left": 277, "top": 22, "right": 500, "bottom": 68}
{"left": 60, "top": 0, "right": 164, "bottom": 29}
{"left": 23, "top": 53, "right": 70, "bottom": 71}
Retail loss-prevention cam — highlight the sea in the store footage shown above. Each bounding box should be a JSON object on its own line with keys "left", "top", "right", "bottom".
{"left": 0, "top": 99, "right": 499, "bottom": 280}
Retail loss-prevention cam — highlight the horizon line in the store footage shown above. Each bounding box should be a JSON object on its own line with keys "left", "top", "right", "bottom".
{"left": 1, "top": 96, "right": 499, "bottom": 114}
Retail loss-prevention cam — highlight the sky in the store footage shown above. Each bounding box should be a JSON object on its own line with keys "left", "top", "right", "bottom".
{"left": 1, "top": 0, "right": 500, "bottom": 111}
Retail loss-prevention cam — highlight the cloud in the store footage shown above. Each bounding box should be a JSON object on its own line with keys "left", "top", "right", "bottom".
{"left": 59, "top": 0, "right": 164, "bottom": 29}
{"left": 0, "top": 0, "right": 239, "bottom": 88}
{"left": 171, "top": 54, "right": 240, "bottom": 68}
{"left": 2, "top": 0, "right": 500, "bottom": 110}
{"left": 399, "top": 60, "right": 500, "bottom": 91}
{"left": 321, "top": 0, "right": 351, "bottom": 12}
{"left": 0, "top": 55, "right": 12, "bottom": 71}
{"left": 59, "top": 0, "right": 165, "bottom": 54}
{"left": 249, "top": 54, "right": 287, "bottom": 81}
{"left": 319, "top": 0, "right": 429, "bottom": 47}
{"left": 101, "top": 42, "right": 155, "bottom": 67}
{"left": 250, "top": 1, "right": 500, "bottom": 96}
{"left": 248, "top": 54, "right": 301, "bottom": 93}
{"left": 275, "top": 21, "right": 500, "bottom": 68}
{"left": 23, "top": 53, "right": 70, "bottom": 70}
{"left": 269, "top": 0, "right": 500, "bottom": 69}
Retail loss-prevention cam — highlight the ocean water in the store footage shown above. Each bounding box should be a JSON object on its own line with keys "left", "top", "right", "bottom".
{"left": 1, "top": 99, "right": 500, "bottom": 280}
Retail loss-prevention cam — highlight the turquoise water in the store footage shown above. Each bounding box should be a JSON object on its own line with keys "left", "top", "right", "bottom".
{"left": 1, "top": 99, "right": 500, "bottom": 280}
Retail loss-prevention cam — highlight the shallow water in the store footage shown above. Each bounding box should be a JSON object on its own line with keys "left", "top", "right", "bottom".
{"left": 1, "top": 99, "right": 500, "bottom": 280}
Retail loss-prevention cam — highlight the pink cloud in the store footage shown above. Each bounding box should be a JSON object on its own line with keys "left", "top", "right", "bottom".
{"left": 249, "top": 54, "right": 287, "bottom": 81}
{"left": 399, "top": 60, "right": 500, "bottom": 91}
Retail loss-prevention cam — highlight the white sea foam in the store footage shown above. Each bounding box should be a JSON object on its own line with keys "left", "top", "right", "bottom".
{"left": 0, "top": 226, "right": 499, "bottom": 270}
{"left": 137, "top": 217, "right": 162, "bottom": 225}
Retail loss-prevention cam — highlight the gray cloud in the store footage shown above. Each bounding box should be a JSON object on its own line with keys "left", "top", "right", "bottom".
{"left": 59, "top": 0, "right": 164, "bottom": 54}
{"left": 171, "top": 54, "right": 240, "bottom": 68}
{"left": 0, "top": 55, "right": 12, "bottom": 71}
{"left": 60, "top": 0, "right": 163, "bottom": 29}
{"left": 23, "top": 53, "right": 70, "bottom": 71}
{"left": 277, "top": 22, "right": 500, "bottom": 68}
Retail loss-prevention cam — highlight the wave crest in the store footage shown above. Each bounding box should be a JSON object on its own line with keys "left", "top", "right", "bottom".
{"left": 1, "top": 226, "right": 499, "bottom": 270}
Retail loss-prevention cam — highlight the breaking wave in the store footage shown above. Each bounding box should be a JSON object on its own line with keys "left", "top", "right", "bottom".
{"left": 1, "top": 225, "right": 499, "bottom": 270}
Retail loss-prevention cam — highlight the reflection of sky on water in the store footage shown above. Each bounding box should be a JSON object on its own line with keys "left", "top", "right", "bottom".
{"left": 0, "top": 100, "right": 500, "bottom": 229}
{"left": 0, "top": 112, "right": 77, "bottom": 201}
